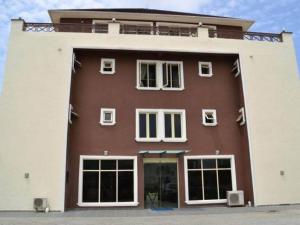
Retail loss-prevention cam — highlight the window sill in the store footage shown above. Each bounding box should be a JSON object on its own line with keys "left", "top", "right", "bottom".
{"left": 136, "top": 86, "right": 160, "bottom": 91}
{"left": 203, "top": 123, "right": 218, "bottom": 127}
{"left": 135, "top": 138, "right": 161, "bottom": 142}
{"left": 185, "top": 199, "right": 227, "bottom": 205}
{"left": 162, "top": 138, "right": 187, "bottom": 143}
{"left": 161, "top": 87, "right": 185, "bottom": 91}
{"left": 100, "top": 122, "right": 116, "bottom": 126}
{"left": 77, "top": 202, "right": 139, "bottom": 207}
{"left": 100, "top": 70, "right": 115, "bottom": 75}
{"left": 199, "top": 73, "right": 214, "bottom": 77}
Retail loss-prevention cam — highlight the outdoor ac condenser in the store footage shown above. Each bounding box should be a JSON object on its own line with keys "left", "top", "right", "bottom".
{"left": 227, "top": 190, "right": 244, "bottom": 206}
{"left": 33, "top": 198, "right": 48, "bottom": 212}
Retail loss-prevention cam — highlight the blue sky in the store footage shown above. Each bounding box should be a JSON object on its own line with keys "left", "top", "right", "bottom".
{"left": 0, "top": 0, "right": 299, "bottom": 93}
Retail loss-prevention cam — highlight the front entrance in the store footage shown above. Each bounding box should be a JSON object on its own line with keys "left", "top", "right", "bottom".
{"left": 144, "top": 159, "right": 178, "bottom": 208}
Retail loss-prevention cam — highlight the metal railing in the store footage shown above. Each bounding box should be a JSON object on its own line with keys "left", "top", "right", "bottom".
{"left": 23, "top": 23, "right": 108, "bottom": 33}
{"left": 208, "top": 29, "right": 282, "bottom": 42}
{"left": 120, "top": 24, "right": 198, "bottom": 37}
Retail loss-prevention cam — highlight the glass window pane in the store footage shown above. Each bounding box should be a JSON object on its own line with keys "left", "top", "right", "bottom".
{"left": 167, "top": 65, "right": 172, "bottom": 88}
{"left": 218, "top": 159, "right": 231, "bottom": 169}
{"left": 149, "top": 113, "right": 157, "bottom": 138}
{"left": 164, "top": 114, "right": 172, "bottom": 138}
{"left": 104, "top": 112, "right": 112, "bottom": 121}
{"left": 118, "top": 171, "right": 134, "bottom": 202}
{"left": 188, "top": 159, "right": 202, "bottom": 169}
{"left": 100, "top": 172, "right": 116, "bottom": 202}
{"left": 218, "top": 170, "right": 232, "bottom": 199}
{"left": 140, "top": 63, "right": 148, "bottom": 87}
{"left": 203, "top": 159, "right": 216, "bottom": 169}
{"left": 101, "top": 160, "right": 116, "bottom": 170}
{"left": 188, "top": 171, "right": 203, "bottom": 200}
{"left": 83, "top": 160, "right": 99, "bottom": 170}
{"left": 148, "top": 64, "right": 156, "bottom": 87}
{"left": 174, "top": 114, "right": 182, "bottom": 138}
{"left": 203, "top": 170, "right": 218, "bottom": 200}
{"left": 82, "top": 172, "right": 99, "bottom": 202}
{"left": 139, "top": 114, "right": 146, "bottom": 138}
{"left": 162, "top": 63, "right": 168, "bottom": 86}
{"left": 201, "top": 64, "right": 210, "bottom": 74}
{"left": 118, "top": 160, "right": 134, "bottom": 170}
{"left": 171, "top": 65, "right": 180, "bottom": 88}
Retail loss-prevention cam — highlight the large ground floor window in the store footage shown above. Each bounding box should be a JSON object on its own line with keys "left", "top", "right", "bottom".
{"left": 78, "top": 156, "right": 138, "bottom": 207}
{"left": 184, "top": 155, "right": 237, "bottom": 204}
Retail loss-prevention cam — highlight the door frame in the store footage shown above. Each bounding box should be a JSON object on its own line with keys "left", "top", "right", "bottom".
{"left": 143, "top": 158, "right": 179, "bottom": 208}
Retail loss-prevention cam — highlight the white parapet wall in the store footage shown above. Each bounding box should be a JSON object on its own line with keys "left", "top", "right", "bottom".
{"left": 0, "top": 19, "right": 299, "bottom": 210}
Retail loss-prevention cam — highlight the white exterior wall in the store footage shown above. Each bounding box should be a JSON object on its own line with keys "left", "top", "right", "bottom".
{"left": 0, "top": 20, "right": 299, "bottom": 210}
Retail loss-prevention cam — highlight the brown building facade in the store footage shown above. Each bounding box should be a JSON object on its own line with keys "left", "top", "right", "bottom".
{"left": 65, "top": 49, "right": 253, "bottom": 209}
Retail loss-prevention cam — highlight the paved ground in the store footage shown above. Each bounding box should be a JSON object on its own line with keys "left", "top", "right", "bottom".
{"left": 1, "top": 205, "right": 300, "bottom": 225}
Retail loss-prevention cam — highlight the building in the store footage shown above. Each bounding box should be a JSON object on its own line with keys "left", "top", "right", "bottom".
{"left": 0, "top": 8, "right": 299, "bottom": 211}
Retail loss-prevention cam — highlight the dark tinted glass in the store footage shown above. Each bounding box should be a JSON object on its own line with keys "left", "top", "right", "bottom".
{"left": 101, "top": 160, "right": 116, "bottom": 170}
{"left": 100, "top": 172, "right": 116, "bottom": 202}
{"left": 164, "top": 114, "right": 172, "bottom": 138}
{"left": 149, "top": 113, "right": 157, "bottom": 138}
{"left": 148, "top": 64, "right": 156, "bottom": 87}
{"left": 162, "top": 63, "right": 168, "bottom": 86}
{"left": 83, "top": 160, "right": 99, "bottom": 170}
{"left": 188, "top": 159, "right": 202, "bottom": 169}
{"left": 217, "top": 159, "right": 231, "bottom": 169}
{"left": 82, "top": 172, "right": 99, "bottom": 202}
{"left": 203, "top": 159, "right": 216, "bottom": 169}
{"left": 203, "top": 170, "right": 218, "bottom": 200}
{"left": 218, "top": 170, "right": 232, "bottom": 199}
{"left": 118, "top": 171, "right": 134, "bottom": 202}
{"left": 188, "top": 171, "right": 203, "bottom": 200}
{"left": 140, "top": 64, "right": 148, "bottom": 87}
{"left": 174, "top": 114, "right": 182, "bottom": 138}
{"left": 171, "top": 65, "right": 180, "bottom": 87}
{"left": 201, "top": 65, "right": 210, "bottom": 74}
{"left": 118, "top": 160, "right": 134, "bottom": 170}
{"left": 139, "top": 114, "right": 147, "bottom": 138}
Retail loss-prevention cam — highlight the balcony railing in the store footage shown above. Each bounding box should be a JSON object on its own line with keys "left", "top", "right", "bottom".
{"left": 119, "top": 24, "right": 198, "bottom": 37}
{"left": 208, "top": 29, "right": 282, "bottom": 42}
{"left": 23, "top": 22, "right": 283, "bottom": 43}
{"left": 23, "top": 23, "right": 108, "bottom": 33}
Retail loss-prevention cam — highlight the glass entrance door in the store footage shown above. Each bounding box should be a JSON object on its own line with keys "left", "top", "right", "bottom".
{"left": 144, "top": 162, "right": 178, "bottom": 208}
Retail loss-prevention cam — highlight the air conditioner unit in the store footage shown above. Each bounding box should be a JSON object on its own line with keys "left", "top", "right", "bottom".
{"left": 227, "top": 191, "right": 244, "bottom": 206}
{"left": 33, "top": 198, "right": 48, "bottom": 212}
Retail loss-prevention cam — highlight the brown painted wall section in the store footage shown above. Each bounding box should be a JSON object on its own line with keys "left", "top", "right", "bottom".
{"left": 65, "top": 50, "right": 253, "bottom": 209}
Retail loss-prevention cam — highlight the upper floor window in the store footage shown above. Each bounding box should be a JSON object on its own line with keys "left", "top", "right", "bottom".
{"left": 136, "top": 109, "right": 186, "bottom": 142}
{"left": 137, "top": 60, "right": 184, "bottom": 91}
{"left": 199, "top": 62, "right": 213, "bottom": 77}
{"left": 100, "top": 108, "right": 116, "bottom": 126}
{"left": 100, "top": 58, "right": 115, "bottom": 74}
{"left": 202, "top": 109, "right": 217, "bottom": 126}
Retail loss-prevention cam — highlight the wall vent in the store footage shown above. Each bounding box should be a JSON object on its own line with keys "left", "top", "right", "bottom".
{"left": 227, "top": 191, "right": 244, "bottom": 206}
{"left": 33, "top": 198, "right": 48, "bottom": 212}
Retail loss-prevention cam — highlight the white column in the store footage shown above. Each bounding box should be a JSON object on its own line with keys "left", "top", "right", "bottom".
{"left": 197, "top": 26, "right": 209, "bottom": 39}
{"left": 108, "top": 22, "right": 120, "bottom": 35}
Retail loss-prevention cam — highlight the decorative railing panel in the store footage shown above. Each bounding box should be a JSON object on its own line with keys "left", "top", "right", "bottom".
{"left": 119, "top": 24, "right": 154, "bottom": 35}
{"left": 208, "top": 29, "right": 282, "bottom": 42}
{"left": 23, "top": 23, "right": 108, "bottom": 33}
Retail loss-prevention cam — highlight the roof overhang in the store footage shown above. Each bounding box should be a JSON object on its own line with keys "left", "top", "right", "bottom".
{"left": 139, "top": 150, "right": 190, "bottom": 156}
{"left": 48, "top": 10, "right": 254, "bottom": 31}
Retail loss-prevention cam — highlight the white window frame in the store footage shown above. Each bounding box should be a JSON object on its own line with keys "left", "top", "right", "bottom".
{"left": 135, "top": 109, "right": 187, "bottom": 142}
{"left": 236, "top": 107, "right": 246, "bottom": 126}
{"left": 184, "top": 155, "right": 237, "bottom": 205}
{"left": 78, "top": 155, "right": 138, "bottom": 207}
{"left": 100, "top": 108, "right": 116, "bottom": 126}
{"left": 100, "top": 58, "right": 115, "bottom": 74}
{"left": 202, "top": 109, "right": 217, "bottom": 126}
{"left": 232, "top": 59, "right": 241, "bottom": 77}
{"left": 198, "top": 61, "right": 213, "bottom": 77}
{"left": 136, "top": 60, "right": 184, "bottom": 91}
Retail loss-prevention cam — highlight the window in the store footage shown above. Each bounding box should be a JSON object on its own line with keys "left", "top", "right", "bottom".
{"left": 78, "top": 156, "right": 138, "bottom": 207}
{"left": 232, "top": 59, "right": 241, "bottom": 77}
{"left": 100, "top": 108, "right": 116, "bottom": 126}
{"left": 202, "top": 109, "right": 217, "bottom": 126}
{"left": 139, "top": 62, "right": 157, "bottom": 88}
{"left": 236, "top": 107, "right": 246, "bottom": 126}
{"left": 163, "top": 63, "right": 182, "bottom": 89}
{"left": 136, "top": 109, "right": 186, "bottom": 142}
{"left": 199, "top": 62, "right": 213, "bottom": 77}
{"left": 100, "top": 58, "right": 115, "bottom": 74}
{"left": 184, "top": 155, "right": 237, "bottom": 204}
{"left": 137, "top": 60, "right": 184, "bottom": 90}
